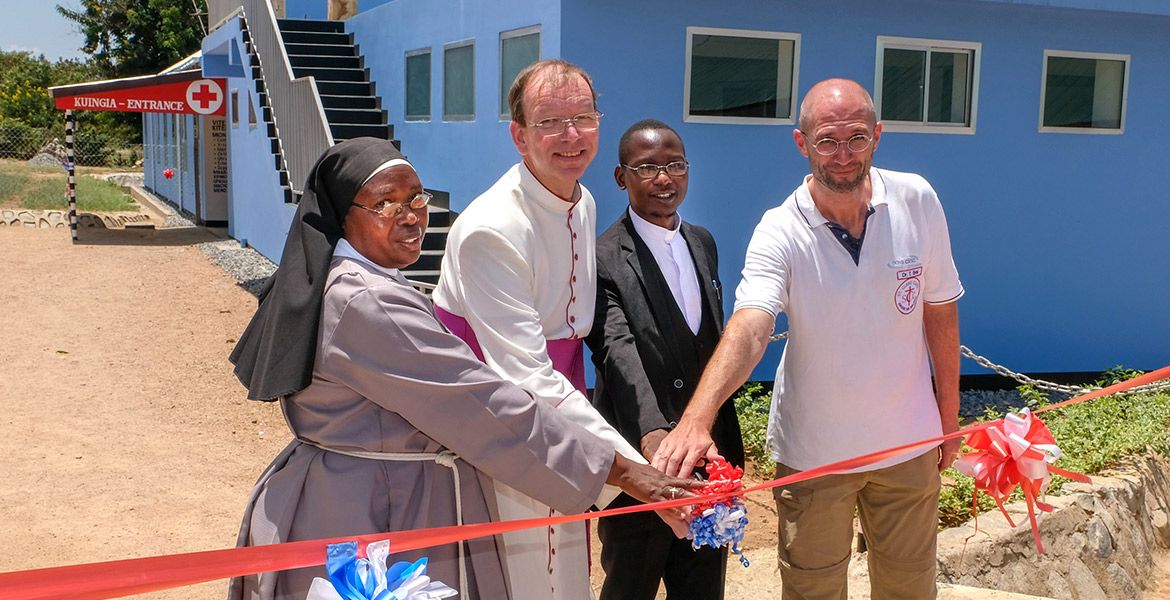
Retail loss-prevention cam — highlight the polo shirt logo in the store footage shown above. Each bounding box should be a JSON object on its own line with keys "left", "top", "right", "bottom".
{"left": 888, "top": 255, "right": 920, "bottom": 269}
{"left": 895, "top": 277, "right": 922, "bottom": 314}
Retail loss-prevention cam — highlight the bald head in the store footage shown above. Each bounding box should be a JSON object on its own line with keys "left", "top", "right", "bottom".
{"left": 798, "top": 79, "right": 876, "bottom": 133}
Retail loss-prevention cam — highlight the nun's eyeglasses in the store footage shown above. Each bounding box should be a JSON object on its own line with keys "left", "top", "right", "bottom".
{"left": 353, "top": 191, "right": 432, "bottom": 220}
{"left": 529, "top": 112, "right": 603, "bottom": 137}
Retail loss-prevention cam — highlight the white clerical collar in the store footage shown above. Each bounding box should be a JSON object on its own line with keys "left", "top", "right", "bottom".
{"left": 628, "top": 206, "right": 682, "bottom": 244}
{"left": 333, "top": 238, "right": 403, "bottom": 279}
{"left": 518, "top": 161, "right": 581, "bottom": 214}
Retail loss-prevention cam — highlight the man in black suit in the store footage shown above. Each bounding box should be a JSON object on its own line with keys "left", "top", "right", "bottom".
{"left": 586, "top": 120, "right": 744, "bottom": 600}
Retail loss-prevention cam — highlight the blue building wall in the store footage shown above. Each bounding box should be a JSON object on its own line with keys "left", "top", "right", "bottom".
{"left": 346, "top": 0, "right": 561, "bottom": 208}
{"left": 215, "top": 0, "right": 1170, "bottom": 379}
{"left": 203, "top": 18, "right": 296, "bottom": 261}
{"left": 556, "top": 0, "right": 1170, "bottom": 378}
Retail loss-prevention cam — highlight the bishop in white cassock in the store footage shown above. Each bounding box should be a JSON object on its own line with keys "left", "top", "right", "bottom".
{"left": 433, "top": 60, "right": 646, "bottom": 600}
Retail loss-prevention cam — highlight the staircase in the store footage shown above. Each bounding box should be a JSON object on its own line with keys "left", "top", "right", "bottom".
{"left": 242, "top": 16, "right": 455, "bottom": 292}
{"left": 408, "top": 192, "right": 454, "bottom": 291}
{"left": 276, "top": 19, "right": 395, "bottom": 145}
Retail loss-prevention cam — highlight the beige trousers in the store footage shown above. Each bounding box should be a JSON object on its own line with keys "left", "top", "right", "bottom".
{"left": 773, "top": 449, "right": 941, "bottom": 600}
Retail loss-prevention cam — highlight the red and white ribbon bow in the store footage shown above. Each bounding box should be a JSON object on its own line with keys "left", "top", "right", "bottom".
{"left": 954, "top": 408, "right": 1090, "bottom": 553}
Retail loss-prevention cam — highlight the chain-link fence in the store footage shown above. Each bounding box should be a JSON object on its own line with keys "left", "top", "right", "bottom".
{"left": 768, "top": 330, "right": 1170, "bottom": 397}
{"left": 1, "top": 122, "right": 142, "bottom": 215}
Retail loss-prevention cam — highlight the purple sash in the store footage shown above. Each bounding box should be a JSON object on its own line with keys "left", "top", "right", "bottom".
{"left": 435, "top": 306, "right": 586, "bottom": 394}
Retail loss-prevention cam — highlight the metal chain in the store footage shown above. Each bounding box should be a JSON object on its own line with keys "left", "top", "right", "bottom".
{"left": 766, "top": 332, "right": 1170, "bottom": 396}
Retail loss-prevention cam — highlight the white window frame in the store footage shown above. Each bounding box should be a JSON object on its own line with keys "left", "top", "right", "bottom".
{"left": 499, "top": 25, "right": 541, "bottom": 120}
{"left": 404, "top": 47, "right": 432, "bottom": 122}
{"left": 683, "top": 26, "right": 801, "bottom": 126}
{"left": 1038, "top": 49, "right": 1129, "bottom": 135}
{"left": 874, "top": 36, "right": 980, "bottom": 135}
{"left": 442, "top": 39, "right": 476, "bottom": 122}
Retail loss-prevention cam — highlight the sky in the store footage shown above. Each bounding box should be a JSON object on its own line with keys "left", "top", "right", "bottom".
{"left": 0, "top": 0, "right": 86, "bottom": 61}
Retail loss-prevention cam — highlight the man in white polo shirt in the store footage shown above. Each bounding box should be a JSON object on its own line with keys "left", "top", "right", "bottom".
{"left": 652, "top": 78, "right": 963, "bottom": 599}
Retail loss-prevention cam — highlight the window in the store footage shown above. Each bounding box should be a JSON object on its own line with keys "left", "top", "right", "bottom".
{"left": 443, "top": 41, "right": 475, "bottom": 120}
{"left": 875, "top": 37, "right": 980, "bottom": 133}
{"left": 405, "top": 48, "right": 431, "bottom": 121}
{"left": 1040, "top": 50, "right": 1128, "bottom": 134}
{"left": 247, "top": 90, "right": 257, "bottom": 128}
{"left": 684, "top": 27, "right": 800, "bottom": 125}
{"left": 230, "top": 89, "right": 239, "bottom": 128}
{"left": 499, "top": 26, "right": 540, "bottom": 119}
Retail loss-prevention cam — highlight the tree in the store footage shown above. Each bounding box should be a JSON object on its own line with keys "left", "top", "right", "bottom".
{"left": 0, "top": 50, "right": 136, "bottom": 155}
{"left": 0, "top": 51, "right": 100, "bottom": 130}
{"left": 56, "top": 0, "right": 208, "bottom": 79}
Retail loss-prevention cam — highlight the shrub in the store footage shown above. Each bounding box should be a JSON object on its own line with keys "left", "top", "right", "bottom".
{"left": 733, "top": 382, "right": 775, "bottom": 474}
{"left": 0, "top": 119, "right": 45, "bottom": 160}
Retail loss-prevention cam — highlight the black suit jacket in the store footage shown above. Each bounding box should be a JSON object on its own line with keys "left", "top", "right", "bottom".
{"left": 586, "top": 211, "right": 744, "bottom": 468}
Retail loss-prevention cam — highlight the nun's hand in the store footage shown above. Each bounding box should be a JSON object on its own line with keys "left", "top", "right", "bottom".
{"left": 606, "top": 453, "right": 704, "bottom": 538}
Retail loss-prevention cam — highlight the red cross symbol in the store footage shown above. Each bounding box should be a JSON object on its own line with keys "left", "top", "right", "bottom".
{"left": 191, "top": 83, "right": 219, "bottom": 109}
{"left": 186, "top": 79, "right": 224, "bottom": 115}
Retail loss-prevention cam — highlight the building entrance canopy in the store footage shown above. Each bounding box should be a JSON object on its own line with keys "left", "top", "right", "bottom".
{"left": 49, "top": 70, "right": 226, "bottom": 116}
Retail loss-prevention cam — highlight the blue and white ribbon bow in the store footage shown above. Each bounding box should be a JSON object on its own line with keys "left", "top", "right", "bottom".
{"left": 306, "top": 540, "right": 458, "bottom": 600}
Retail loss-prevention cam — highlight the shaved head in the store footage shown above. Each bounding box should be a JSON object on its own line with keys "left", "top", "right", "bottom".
{"left": 798, "top": 78, "right": 876, "bottom": 133}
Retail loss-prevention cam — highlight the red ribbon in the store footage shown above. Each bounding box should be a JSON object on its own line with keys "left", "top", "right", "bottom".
{"left": 2, "top": 364, "right": 1167, "bottom": 599}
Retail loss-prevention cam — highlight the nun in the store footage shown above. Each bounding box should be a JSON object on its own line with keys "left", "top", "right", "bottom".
{"left": 227, "top": 138, "right": 695, "bottom": 600}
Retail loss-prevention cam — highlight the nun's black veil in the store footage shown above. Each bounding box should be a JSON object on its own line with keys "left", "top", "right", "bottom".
{"left": 230, "top": 137, "right": 407, "bottom": 401}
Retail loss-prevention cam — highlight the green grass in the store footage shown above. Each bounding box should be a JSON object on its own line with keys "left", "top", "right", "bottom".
{"left": 732, "top": 370, "right": 1170, "bottom": 529}
{"left": 0, "top": 160, "right": 136, "bottom": 212}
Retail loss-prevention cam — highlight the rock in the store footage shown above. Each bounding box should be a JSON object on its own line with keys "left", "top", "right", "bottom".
{"left": 1151, "top": 508, "right": 1170, "bottom": 544}
{"left": 1044, "top": 571, "right": 1071, "bottom": 599}
{"left": 26, "top": 153, "right": 65, "bottom": 168}
{"left": 1103, "top": 562, "right": 1139, "bottom": 599}
{"left": 27, "top": 138, "right": 69, "bottom": 166}
{"left": 1085, "top": 517, "right": 1112, "bottom": 559}
{"left": 937, "top": 452, "right": 1170, "bottom": 599}
{"left": 1065, "top": 558, "right": 1107, "bottom": 600}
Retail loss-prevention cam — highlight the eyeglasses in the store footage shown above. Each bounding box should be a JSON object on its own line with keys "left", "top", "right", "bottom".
{"left": 529, "top": 112, "right": 603, "bottom": 137}
{"left": 803, "top": 133, "right": 873, "bottom": 156}
{"left": 352, "top": 191, "right": 432, "bottom": 220}
{"left": 620, "top": 160, "right": 689, "bottom": 180}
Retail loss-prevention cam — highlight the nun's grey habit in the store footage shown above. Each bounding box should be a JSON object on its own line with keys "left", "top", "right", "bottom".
{"left": 228, "top": 139, "right": 614, "bottom": 600}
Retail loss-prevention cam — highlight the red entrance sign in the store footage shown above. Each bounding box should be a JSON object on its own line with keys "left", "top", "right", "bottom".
{"left": 54, "top": 78, "right": 227, "bottom": 116}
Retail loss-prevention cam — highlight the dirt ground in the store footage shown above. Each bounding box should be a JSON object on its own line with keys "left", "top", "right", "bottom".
{"left": 0, "top": 225, "right": 289, "bottom": 598}
{"left": 2, "top": 224, "right": 1167, "bottom": 600}
{"left": 0, "top": 225, "right": 784, "bottom": 599}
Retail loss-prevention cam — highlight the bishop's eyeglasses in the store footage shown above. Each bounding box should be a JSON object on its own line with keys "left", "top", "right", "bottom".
{"left": 529, "top": 112, "right": 603, "bottom": 137}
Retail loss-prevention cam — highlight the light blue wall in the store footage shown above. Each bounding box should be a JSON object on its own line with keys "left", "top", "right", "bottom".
{"left": 346, "top": 0, "right": 561, "bottom": 208}
{"left": 560, "top": 0, "right": 1170, "bottom": 378}
{"left": 284, "top": 0, "right": 325, "bottom": 20}
{"left": 214, "top": 0, "right": 1170, "bottom": 379}
{"left": 204, "top": 18, "right": 296, "bottom": 261}
{"left": 141, "top": 112, "right": 198, "bottom": 214}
